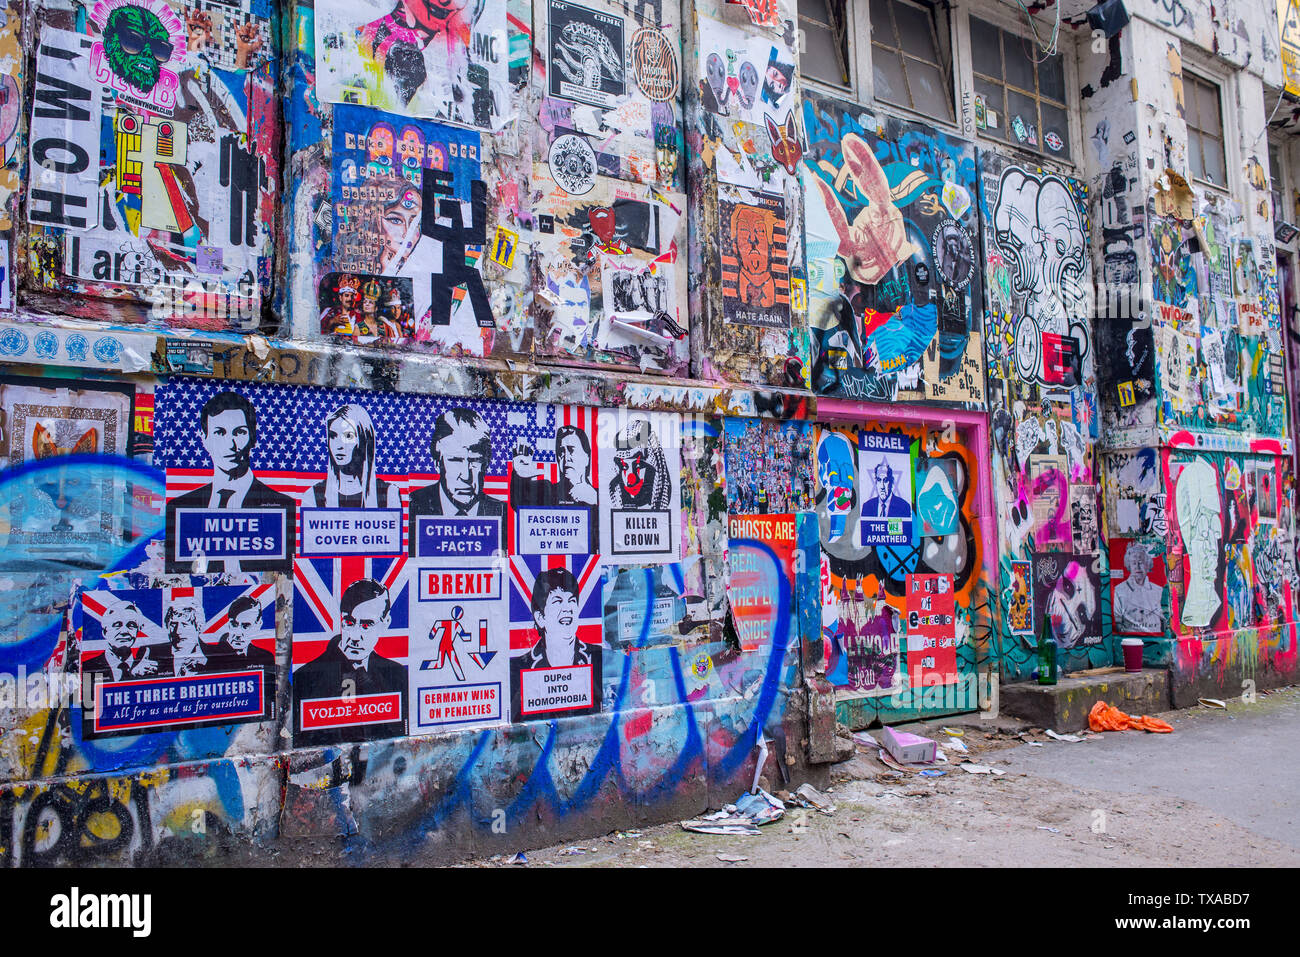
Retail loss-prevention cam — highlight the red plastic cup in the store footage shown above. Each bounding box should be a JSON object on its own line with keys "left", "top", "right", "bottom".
{"left": 1121, "top": 638, "right": 1143, "bottom": 673}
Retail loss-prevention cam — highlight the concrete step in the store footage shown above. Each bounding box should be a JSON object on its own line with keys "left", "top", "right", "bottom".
{"left": 998, "top": 669, "right": 1170, "bottom": 733}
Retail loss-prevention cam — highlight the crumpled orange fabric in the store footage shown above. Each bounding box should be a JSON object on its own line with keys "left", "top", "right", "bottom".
{"left": 1088, "top": 701, "right": 1173, "bottom": 733}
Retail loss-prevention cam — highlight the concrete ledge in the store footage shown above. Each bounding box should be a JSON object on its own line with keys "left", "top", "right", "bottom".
{"left": 999, "top": 670, "right": 1170, "bottom": 733}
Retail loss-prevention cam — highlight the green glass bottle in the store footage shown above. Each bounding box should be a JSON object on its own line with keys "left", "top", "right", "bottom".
{"left": 1037, "top": 611, "right": 1058, "bottom": 686}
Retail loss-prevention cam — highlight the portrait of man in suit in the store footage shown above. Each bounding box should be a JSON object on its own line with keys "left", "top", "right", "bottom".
{"left": 209, "top": 595, "right": 275, "bottom": 671}
{"left": 863, "top": 460, "right": 912, "bottom": 521}
{"left": 155, "top": 598, "right": 211, "bottom": 677}
{"left": 293, "top": 578, "right": 406, "bottom": 741}
{"left": 82, "top": 597, "right": 158, "bottom": 684}
{"left": 165, "top": 390, "right": 296, "bottom": 573}
{"left": 409, "top": 409, "right": 504, "bottom": 520}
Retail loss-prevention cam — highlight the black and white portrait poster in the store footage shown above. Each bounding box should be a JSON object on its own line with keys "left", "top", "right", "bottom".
{"left": 291, "top": 560, "right": 409, "bottom": 744}
{"left": 154, "top": 379, "right": 297, "bottom": 574}
{"left": 508, "top": 554, "right": 604, "bottom": 721}
{"left": 548, "top": 0, "right": 627, "bottom": 109}
{"left": 295, "top": 387, "right": 407, "bottom": 560}
{"left": 596, "top": 408, "right": 682, "bottom": 563}
{"left": 508, "top": 403, "right": 599, "bottom": 555}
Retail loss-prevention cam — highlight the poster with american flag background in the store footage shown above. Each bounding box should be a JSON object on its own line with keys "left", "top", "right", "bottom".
{"left": 75, "top": 583, "right": 276, "bottom": 737}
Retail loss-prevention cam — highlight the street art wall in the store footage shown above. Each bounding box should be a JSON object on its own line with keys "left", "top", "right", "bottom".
{"left": 979, "top": 153, "right": 1107, "bottom": 679}
{"left": 802, "top": 92, "right": 985, "bottom": 409}
{"left": 0, "top": 0, "right": 1296, "bottom": 866}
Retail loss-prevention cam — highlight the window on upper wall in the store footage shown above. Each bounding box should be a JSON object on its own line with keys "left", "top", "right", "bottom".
{"left": 1269, "top": 141, "right": 1285, "bottom": 223}
{"left": 969, "top": 15, "right": 1071, "bottom": 162}
{"left": 868, "top": 0, "right": 953, "bottom": 123}
{"left": 1185, "top": 72, "right": 1226, "bottom": 188}
{"left": 798, "top": 0, "right": 853, "bottom": 92}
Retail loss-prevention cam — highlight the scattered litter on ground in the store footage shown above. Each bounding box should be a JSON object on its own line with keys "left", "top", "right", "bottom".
{"left": 506, "top": 852, "right": 527, "bottom": 865}
{"left": 715, "top": 853, "right": 748, "bottom": 863}
{"left": 919, "top": 768, "right": 947, "bottom": 777}
{"left": 1045, "top": 729, "right": 1085, "bottom": 743}
{"left": 791, "top": 783, "right": 836, "bottom": 814}
{"left": 1036, "top": 826, "right": 1061, "bottom": 833}
{"left": 1198, "top": 698, "right": 1227, "bottom": 709}
{"left": 1089, "top": 701, "right": 1174, "bottom": 733}
{"left": 735, "top": 788, "right": 785, "bottom": 825}
{"left": 961, "top": 764, "right": 1006, "bottom": 776}
{"left": 881, "top": 726, "right": 938, "bottom": 764}
{"left": 877, "top": 749, "right": 919, "bottom": 774}
{"left": 1027, "top": 742, "right": 1045, "bottom": 747}
{"left": 559, "top": 846, "right": 586, "bottom": 856}
{"left": 681, "top": 816, "right": 760, "bottom": 836}
{"left": 944, "top": 736, "right": 969, "bottom": 753}
{"left": 940, "top": 727, "right": 964, "bottom": 737}
{"left": 853, "top": 731, "right": 880, "bottom": 748}
{"left": 751, "top": 737, "right": 769, "bottom": 792}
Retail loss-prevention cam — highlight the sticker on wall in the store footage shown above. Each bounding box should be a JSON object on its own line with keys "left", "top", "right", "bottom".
{"left": 548, "top": 0, "right": 626, "bottom": 109}
{"left": 77, "top": 584, "right": 277, "bottom": 737}
{"left": 629, "top": 26, "right": 678, "bottom": 102}
{"left": 1108, "top": 538, "right": 1165, "bottom": 635}
{"left": 315, "top": 0, "right": 510, "bottom": 130}
{"left": 1008, "top": 559, "right": 1034, "bottom": 636}
{"left": 973, "top": 93, "right": 986, "bottom": 129}
{"left": 719, "top": 187, "right": 790, "bottom": 329}
{"left": 318, "top": 274, "right": 417, "bottom": 343}
{"left": 1044, "top": 130, "right": 1063, "bottom": 152}
{"left": 724, "top": 418, "right": 814, "bottom": 515}
{"left": 932, "top": 219, "right": 974, "bottom": 291}
{"left": 89, "top": 0, "right": 187, "bottom": 113}
{"left": 508, "top": 554, "right": 604, "bottom": 720}
{"left": 548, "top": 133, "right": 597, "bottom": 195}
{"left": 905, "top": 573, "right": 957, "bottom": 687}
{"left": 597, "top": 409, "right": 682, "bottom": 563}
{"left": 489, "top": 226, "right": 519, "bottom": 270}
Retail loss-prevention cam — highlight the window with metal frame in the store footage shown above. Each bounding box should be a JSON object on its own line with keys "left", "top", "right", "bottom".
{"left": 869, "top": 0, "right": 953, "bottom": 122}
{"left": 798, "top": 0, "right": 853, "bottom": 91}
{"left": 969, "top": 15, "right": 1071, "bottom": 161}
{"left": 1184, "top": 72, "right": 1226, "bottom": 188}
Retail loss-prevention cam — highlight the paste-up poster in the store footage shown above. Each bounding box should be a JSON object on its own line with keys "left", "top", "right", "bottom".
{"left": 1028, "top": 454, "right": 1070, "bottom": 550}
{"left": 508, "top": 554, "right": 604, "bottom": 720}
{"left": 31, "top": 10, "right": 279, "bottom": 321}
{"left": 695, "top": 15, "right": 792, "bottom": 129}
{"left": 531, "top": 164, "right": 689, "bottom": 371}
{"left": 727, "top": 513, "right": 796, "bottom": 652}
{"left": 1069, "top": 484, "right": 1099, "bottom": 553}
{"left": 293, "top": 387, "right": 408, "bottom": 559}
{"left": 325, "top": 104, "right": 485, "bottom": 345}
{"left": 1108, "top": 538, "right": 1165, "bottom": 636}
{"left": 1030, "top": 551, "right": 1100, "bottom": 648}
{"left": 0, "top": 379, "right": 133, "bottom": 566}
{"left": 155, "top": 378, "right": 297, "bottom": 574}
{"left": 405, "top": 395, "right": 515, "bottom": 557}
{"left": 916, "top": 457, "right": 960, "bottom": 537}
{"left": 597, "top": 408, "right": 682, "bottom": 563}
{"left": 602, "top": 560, "right": 703, "bottom": 649}
{"left": 724, "top": 417, "right": 814, "bottom": 514}
{"left": 858, "top": 430, "right": 914, "bottom": 545}
{"left": 408, "top": 553, "right": 509, "bottom": 732}
{"left": 719, "top": 186, "right": 790, "bottom": 329}
{"left": 291, "top": 557, "right": 409, "bottom": 744}
{"left": 905, "top": 573, "right": 957, "bottom": 687}
{"left": 76, "top": 583, "right": 277, "bottom": 737}
{"left": 315, "top": 0, "right": 511, "bottom": 131}
{"left": 506, "top": 403, "right": 600, "bottom": 555}
{"left": 1253, "top": 460, "right": 1279, "bottom": 524}
{"left": 547, "top": 0, "right": 626, "bottom": 109}
{"left": 1008, "top": 559, "right": 1034, "bottom": 636}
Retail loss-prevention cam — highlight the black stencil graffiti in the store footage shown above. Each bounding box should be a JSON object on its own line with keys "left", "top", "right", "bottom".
{"left": 421, "top": 169, "right": 493, "bottom": 329}
{"left": 549, "top": 0, "right": 626, "bottom": 107}
{"left": 219, "top": 133, "right": 265, "bottom": 248}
